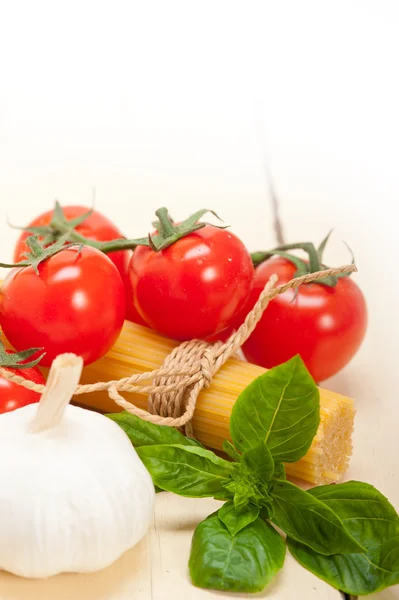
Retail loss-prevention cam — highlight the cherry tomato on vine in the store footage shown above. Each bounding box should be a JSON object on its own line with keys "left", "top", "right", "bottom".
{"left": 129, "top": 226, "right": 254, "bottom": 340}
{"left": 14, "top": 205, "right": 129, "bottom": 277}
{"left": 241, "top": 257, "right": 367, "bottom": 382}
{"left": 12, "top": 204, "right": 146, "bottom": 325}
{"left": 0, "top": 246, "right": 126, "bottom": 366}
{"left": 0, "top": 352, "right": 45, "bottom": 414}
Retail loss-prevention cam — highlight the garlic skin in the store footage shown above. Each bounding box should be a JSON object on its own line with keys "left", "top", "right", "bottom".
{"left": 0, "top": 403, "right": 155, "bottom": 578}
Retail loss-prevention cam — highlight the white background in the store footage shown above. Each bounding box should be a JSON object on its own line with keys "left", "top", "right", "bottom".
{"left": 0, "top": 2, "right": 398, "bottom": 598}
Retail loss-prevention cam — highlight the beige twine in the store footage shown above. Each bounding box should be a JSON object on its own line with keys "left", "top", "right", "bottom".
{"left": 0, "top": 264, "right": 356, "bottom": 432}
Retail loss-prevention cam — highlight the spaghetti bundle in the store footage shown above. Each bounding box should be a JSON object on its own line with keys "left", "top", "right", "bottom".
{"left": 79, "top": 321, "right": 355, "bottom": 485}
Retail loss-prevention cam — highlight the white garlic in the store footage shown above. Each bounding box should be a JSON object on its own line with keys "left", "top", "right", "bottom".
{"left": 0, "top": 354, "right": 155, "bottom": 579}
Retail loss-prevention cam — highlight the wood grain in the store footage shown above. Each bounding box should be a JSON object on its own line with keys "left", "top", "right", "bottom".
{"left": 0, "top": 494, "right": 342, "bottom": 599}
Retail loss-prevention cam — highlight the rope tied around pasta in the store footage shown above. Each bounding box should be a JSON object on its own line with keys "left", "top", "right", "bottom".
{"left": 0, "top": 264, "right": 355, "bottom": 433}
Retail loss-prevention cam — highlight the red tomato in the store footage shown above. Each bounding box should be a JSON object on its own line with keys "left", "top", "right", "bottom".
{"left": 13, "top": 205, "right": 145, "bottom": 325}
{"left": 241, "top": 257, "right": 367, "bottom": 382}
{"left": 206, "top": 298, "right": 253, "bottom": 343}
{"left": 124, "top": 261, "right": 148, "bottom": 327}
{"left": 0, "top": 353, "right": 45, "bottom": 414}
{"left": 14, "top": 205, "right": 128, "bottom": 279}
{"left": 129, "top": 226, "right": 254, "bottom": 340}
{"left": 0, "top": 246, "right": 126, "bottom": 366}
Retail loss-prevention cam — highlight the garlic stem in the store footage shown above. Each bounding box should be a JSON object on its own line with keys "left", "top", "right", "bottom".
{"left": 30, "top": 353, "right": 83, "bottom": 432}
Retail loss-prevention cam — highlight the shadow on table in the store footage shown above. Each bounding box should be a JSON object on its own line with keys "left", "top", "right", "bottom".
{"left": 0, "top": 540, "right": 147, "bottom": 600}
{"left": 207, "top": 573, "right": 282, "bottom": 598}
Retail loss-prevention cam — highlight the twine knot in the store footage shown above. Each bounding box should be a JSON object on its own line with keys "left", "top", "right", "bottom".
{"left": 147, "top": 339, "right": 220, "bottom": 436}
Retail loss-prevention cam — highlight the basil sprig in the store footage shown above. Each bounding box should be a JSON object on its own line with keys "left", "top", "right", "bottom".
{"left": 107, "top": 355, "right": 399, "bottom": 595}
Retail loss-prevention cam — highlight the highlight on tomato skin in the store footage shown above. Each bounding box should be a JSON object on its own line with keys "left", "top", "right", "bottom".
{"left": 0, "top": 246, "right": 126, "bottom": 367}
{"left": 128, "top": 225, "right": 255, "bottom": 341}
{"left": 241, "top": 257, "right": 368, "bottom": 382}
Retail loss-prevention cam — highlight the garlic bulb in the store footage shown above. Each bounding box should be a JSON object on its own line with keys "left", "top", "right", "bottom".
{"left": 0, "top": 354, "right": 155, "bottom": 579}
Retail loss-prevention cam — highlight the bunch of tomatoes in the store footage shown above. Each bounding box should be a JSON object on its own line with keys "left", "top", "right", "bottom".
{"left": 0, "top": 203, "right": 367, "bottom": 415}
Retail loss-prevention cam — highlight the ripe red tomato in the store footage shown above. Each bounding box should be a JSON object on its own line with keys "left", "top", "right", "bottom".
{"left": 0, "top": 354, "right": 45, "bottom": 414}
{"left": 129, "top": 226, "right": 254, "bottom": 340}
{"left": 14, "top": 205, "right": 128, "bottom": 278}
{"left": 241, "top": 257, "right": 367, "bottom": 382}
{"left": 205, "top": 296, "right": 253, "bottom": 343}
{"left": 0, "top": 246, "right": 126, "bottom": 366}
{"left": 13, "top": 205, "right": 146, "bottom": 325}
{"left": 124, "top": 262, "right": 148, "bottom": 327}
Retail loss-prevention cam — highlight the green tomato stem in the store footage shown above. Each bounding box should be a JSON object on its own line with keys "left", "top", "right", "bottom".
{"left": 250, "top": 234, "right": 355, "bottom": 289}
{"left": 155, "top": 207, "right": 176, "bottom": 237}
{"left": 272, "top": 243, "right": 321, "bottom": 273}
{"left": 251, "top": 251, "right": 271, "bottom": 267}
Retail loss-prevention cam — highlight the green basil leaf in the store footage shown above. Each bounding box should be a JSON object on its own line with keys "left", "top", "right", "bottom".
{"left": 240, "top": 441, "right": 274, "bottom": 482}
{"left": 230, "top": 356, "right": 320, "bottom": 462}
{"left": 213, "top": 489, "right": 231, "bottom": 502}
{"left": 233, "top": 492, "right": 249, "bottom": 509}
{"left": 222, "top": 440, "right": 241, "bottom": 461}
{"left": 218, "top": 501, "right": 260, "bottom": 536}
{"left": 288, "top": 481, "right": 399, "bottom": 595}
{"left": 106, "top": 412, "right": 202, "bottom": 448}
{"left": 259, "top": 487, "right": 274, "bottom": 507}
{"left": 289, "top": 537, "right": 399, "bottom": 597}
{"left": 287, "top": 535, "right": 399, "bottom": 596}
{"left": 223, "top": 472, "right": 269, "bottom": 510}
{"left": 273, "top": 461, "right": 286, "bottom": 480}
{"left": 261, "top": 504, "right": 274, "bottom": 520}
{"left": 271, "top": 480, "right": 365, "bottom": 555}
{"left": 136, "top": 444, "right": 234, "bottom": 497}
{"left": 189, "top": 512, "right": 286, "bottom": 592}
{"left": 223, "top": 477, "right": 254, "bottom": 509}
